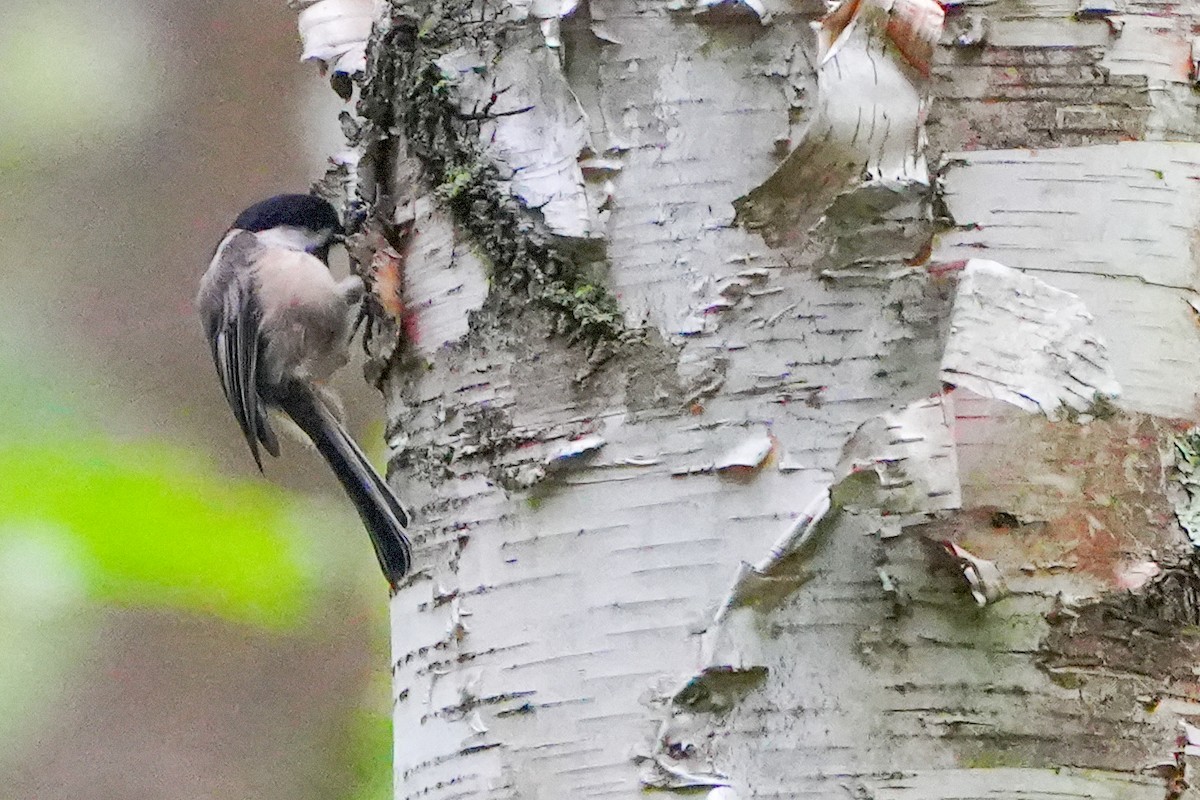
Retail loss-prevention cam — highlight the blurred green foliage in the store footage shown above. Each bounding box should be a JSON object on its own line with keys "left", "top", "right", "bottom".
{"left": 0, "top": 300, "right": 314, "bottom": 627}
{"left": 0, "top": 441, "right": 311, "bottom": 628}
{"left": 341, "top": 680, "right": 395, "bottom": 800}
{"left": 0, "top": 3, "right": 394, "bottom": 795}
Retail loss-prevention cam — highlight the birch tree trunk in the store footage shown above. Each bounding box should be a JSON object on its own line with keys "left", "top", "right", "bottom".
{"left": 299, "top": 0, "right": 1200, "bottom": 796}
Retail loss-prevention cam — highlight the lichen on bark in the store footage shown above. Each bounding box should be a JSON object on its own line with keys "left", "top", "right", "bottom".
{"left": 355, "top": 0, "right": 629, "bottom": 351}
{"left": 283, "top": 0, "right": 1200, "bottom": 795}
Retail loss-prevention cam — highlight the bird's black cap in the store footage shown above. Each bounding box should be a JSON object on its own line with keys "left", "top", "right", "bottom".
{"left": 233, "top": 194, "right": 343, "bottom": 235}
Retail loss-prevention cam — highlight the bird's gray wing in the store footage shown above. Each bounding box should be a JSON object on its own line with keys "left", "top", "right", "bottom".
{"left": 199, "top": 231, "right": 280, "bottom": 469}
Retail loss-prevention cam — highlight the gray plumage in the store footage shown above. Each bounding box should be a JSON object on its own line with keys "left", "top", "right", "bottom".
{"left": 196, "top": 195, "right": 411, "bottom": 589}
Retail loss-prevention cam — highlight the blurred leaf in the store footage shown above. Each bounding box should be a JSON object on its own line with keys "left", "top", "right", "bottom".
{"left": 340, "top": 679, "right": 393, "bottom": 800}
{"left": 0, "top": 440, "right": 312, "bottom": 628}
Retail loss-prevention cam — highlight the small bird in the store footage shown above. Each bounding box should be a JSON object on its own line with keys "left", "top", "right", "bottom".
{"left": 196, "top": 193, "right": 411, "bottom": 589}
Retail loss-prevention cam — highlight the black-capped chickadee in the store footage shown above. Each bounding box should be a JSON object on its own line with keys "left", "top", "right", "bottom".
{"left": 196, "top": 194, "right": 411, "bottom": 590}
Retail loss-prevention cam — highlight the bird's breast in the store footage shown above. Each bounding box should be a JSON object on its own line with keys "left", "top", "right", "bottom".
{"left": 253, "top": 248, "right": 354, "bottom": 383}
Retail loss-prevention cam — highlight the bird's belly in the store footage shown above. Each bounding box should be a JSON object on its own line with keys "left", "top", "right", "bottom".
{"left": 254, "top": 250, "right": 353, "bottom": 384}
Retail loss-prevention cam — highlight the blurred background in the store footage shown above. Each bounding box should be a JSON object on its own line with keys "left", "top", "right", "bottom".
{"left": 0, "top": 1, "right": 397, "bottom": 798}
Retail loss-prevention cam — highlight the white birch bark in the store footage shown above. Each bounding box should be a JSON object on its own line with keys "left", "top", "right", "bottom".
{"left": 297, "top": 0, "right": 1200, "bottom": 796}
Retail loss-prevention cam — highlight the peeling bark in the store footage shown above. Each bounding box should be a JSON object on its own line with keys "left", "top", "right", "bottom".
{"left": 292, "top": 0, "right": 1200, "bottom": 796}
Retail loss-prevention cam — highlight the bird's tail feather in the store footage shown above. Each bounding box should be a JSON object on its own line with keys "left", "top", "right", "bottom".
{"left": 273, "top": 380, "right": 412, "bottom": 589}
